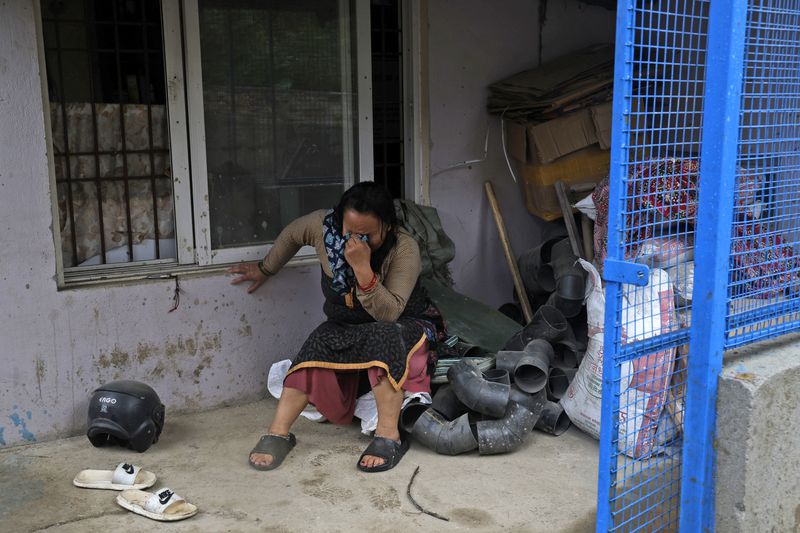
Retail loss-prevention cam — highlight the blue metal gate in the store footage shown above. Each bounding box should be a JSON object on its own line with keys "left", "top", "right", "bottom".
{"left": 598, "top": 0, "right": 800, "bottom": 530}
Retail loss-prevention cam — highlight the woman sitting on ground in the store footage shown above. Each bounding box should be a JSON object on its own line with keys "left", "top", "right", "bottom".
{"left": 229, "top": 182, "right": 441, "bottom": 472}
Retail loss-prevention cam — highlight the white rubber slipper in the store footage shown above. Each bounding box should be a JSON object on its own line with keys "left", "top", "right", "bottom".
{"left": 73, "top": 463, "right": 156, "bottom": 491}
{"left": 116, "top": 488, "right": 198, "bottom": 521}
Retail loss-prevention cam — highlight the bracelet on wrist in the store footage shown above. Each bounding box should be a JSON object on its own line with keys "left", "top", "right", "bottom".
{"left": 358, "top": 273, "right": 378, "bottom": 293}
{"left": 257, "top": 260, "right": 273, "bottom": 277}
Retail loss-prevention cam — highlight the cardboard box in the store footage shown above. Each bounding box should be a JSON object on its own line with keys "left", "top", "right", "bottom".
{"left": 507, "top": 109, "right": 597, "bottom": 164}
{"left": 591, "top": 102, "right": 613, "bottom": 149}
{"left": 507, "top": 104, "right": 611, "bottom": 164}
{"left": 518, "top": 145, "right": 610, "bottom": 221}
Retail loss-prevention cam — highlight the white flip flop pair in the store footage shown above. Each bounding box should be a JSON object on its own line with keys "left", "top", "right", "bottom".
{"left": 73, "top": 462, "right": 197, "bottom": 522}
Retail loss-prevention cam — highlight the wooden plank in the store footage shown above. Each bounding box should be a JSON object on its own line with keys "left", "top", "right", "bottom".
{"left": 554, "top": 180, "right": 585, "bottom": 259}
{"left": 484, "top": 182, "right": 534, "bottom": 323}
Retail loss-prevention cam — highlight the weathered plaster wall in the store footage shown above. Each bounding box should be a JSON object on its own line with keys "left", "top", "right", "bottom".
{"left": 0, "top": 2, "right": 325, "bottom": 448}
{"left": 0, "top": 0, "right": 617, "bottom": 448}
{"left": 426, "top": 0, "right": 616, "bottom": 306}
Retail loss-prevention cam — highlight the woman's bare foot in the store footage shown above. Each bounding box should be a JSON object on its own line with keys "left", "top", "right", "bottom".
{"left": 359, "top": 429, "right": 401, "bottom": 469}
{"left": 249, "top": 451, "right": 276, "bottom": 468}
{"left": 248, "top": 432, "right": 296, "bottom": 470}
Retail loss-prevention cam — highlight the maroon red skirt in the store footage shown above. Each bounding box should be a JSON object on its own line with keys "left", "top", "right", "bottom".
{"left": 283, "top": 340, "right": 431, "bottom": 425}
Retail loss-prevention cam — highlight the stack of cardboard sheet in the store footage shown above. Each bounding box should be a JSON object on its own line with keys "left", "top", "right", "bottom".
{"left": 487, "top": 44, "right": 614, "bottom": 122}
{"left": 491, "top": 45, "right": 617, "bottom": 221}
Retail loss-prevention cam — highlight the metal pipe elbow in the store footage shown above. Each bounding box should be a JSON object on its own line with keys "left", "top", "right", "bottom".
{"left": 509, "top": 386, "right": 547, "bottom": 417}
{"left": 431, "top": 385, "right": 468, "bottom": 421}
{"left": 411, "top": 408, "right": 478, "bottom": 456}
{"left": 447, "top": 359, "right": 510, "bottom": 418}
{"left": 475, "top": 401, "right": 538, "bottom": 455}
{"left": 534, "top": 401, "right": 571, "bottom": 436}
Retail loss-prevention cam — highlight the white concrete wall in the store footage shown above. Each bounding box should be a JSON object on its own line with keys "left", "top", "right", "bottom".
{"left": 427, "top": 0, "right": 616, "bottom": 307}
{"left": 716, "top": 335, "right": 800, "bottom": 533}
{"left": 0, "top": 2, "right": 326, "bottom": 448}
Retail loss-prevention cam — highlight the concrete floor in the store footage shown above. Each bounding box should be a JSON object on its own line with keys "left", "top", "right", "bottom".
{"left": 0, "top": 399, "right": 599, "bottom": 532}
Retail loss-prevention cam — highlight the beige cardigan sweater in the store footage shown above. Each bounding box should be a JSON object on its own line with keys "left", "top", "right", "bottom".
{"left": 262, "top": 210, "right": 422, "bottom": 322}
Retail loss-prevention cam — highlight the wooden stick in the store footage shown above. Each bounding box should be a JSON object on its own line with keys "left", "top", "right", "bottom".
{"left": 484, "top": 181, "right": 534, "bottom": 323}
{"left": 554, "top": 180, "right": 585, "bottom": 259}
{"left": 407, "top": 466, "right": 450, "bottom": 522}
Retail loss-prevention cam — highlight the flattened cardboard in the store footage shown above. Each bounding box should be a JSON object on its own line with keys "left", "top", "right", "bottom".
{"left": 528, "top": 109, "right": 598, "bottom": 163}
{"left": 506, "top": 106, "right": 610, "bottom": 165}
{"left": 591, "top": 102, "right": 613, "bottom": 149}
{"left": 507, "top": 121, "right": 528, "bottom": 163}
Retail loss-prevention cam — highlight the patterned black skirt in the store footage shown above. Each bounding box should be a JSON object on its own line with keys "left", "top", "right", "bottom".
{"left": 287, "top": 272, "right": 438, "bottom": 390}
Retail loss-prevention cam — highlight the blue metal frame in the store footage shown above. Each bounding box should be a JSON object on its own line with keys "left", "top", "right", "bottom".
{"left": 599, "top": 0, "right": 751, "bottom": 530}
{"left": 600, "top": 0, "right": 800, "bottom": 530}
{"left": 596, "top": 1, "right": 636, "bottom": 530}
{"left": 680, "top": 0, "right": 748, "bottom": 530}
{"left": 723, "top": 0, "right": 800, "bottom": 348}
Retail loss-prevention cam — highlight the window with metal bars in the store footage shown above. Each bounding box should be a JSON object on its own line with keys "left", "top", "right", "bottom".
{"left": 40, "top": 0, "right": 412, "bottom": 279}
{"left": 43, "top": 0, "right": 174, "bottom": 268}
{"left": 370, "top": 0, "right": 404, "bottom": 199}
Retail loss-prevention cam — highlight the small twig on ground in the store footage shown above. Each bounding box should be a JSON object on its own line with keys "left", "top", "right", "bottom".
{"left": 406, "top": 466, "right": 449, "bottom": 522}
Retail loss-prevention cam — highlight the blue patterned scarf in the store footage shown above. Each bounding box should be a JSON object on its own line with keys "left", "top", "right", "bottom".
{"left": 323, "top": 209, "right": 368, "bottom": 295}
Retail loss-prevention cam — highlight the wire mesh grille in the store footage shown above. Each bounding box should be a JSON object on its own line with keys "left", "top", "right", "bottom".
{"left": 725, "top": 0, "right": 800, "bottom": 347}
{"left": 602, "top": 1, "right": 709, "bottom": 530}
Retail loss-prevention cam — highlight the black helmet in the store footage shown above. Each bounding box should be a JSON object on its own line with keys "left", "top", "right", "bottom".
{"left": 87, "top": 380, "right": 165, "bottom": 452}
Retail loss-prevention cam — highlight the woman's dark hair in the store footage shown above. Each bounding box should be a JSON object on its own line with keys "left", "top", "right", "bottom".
{"left": 334, "top": 181, "right": 398, "bottom": 272}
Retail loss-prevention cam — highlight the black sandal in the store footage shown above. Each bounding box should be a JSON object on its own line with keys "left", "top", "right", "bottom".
{"left": 357, "top": 436, "right": 410, "bottom": 473}
{"left": 248, "top": 433, "right": 296, "bottom": 471}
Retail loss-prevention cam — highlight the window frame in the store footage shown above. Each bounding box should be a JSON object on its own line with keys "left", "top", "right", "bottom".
{"left": 35, "top": 0, "right": 425, "bottom": 287}
{"left": 183, "top": 0, "right": 369, "bottom": 266}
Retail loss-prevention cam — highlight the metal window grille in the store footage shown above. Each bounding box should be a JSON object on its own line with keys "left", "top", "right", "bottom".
{"left": 43, "top": 0, "right": 174, "bottom": 268}
{"left": 370, "top": 0, "right": 404, "bottom": 198}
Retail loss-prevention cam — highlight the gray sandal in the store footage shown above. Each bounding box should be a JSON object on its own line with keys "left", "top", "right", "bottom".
{"left": 248, "top": 433, "right": 296, "bottom": 471}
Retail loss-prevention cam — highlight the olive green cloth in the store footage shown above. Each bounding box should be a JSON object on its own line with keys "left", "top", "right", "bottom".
{"left": 422, "top": 279, "right": 521, "bottom": 354}
{"left": 395, "top": 200, "right": 455, "bottom": 288}
{"left": 394, "top": 199, "right": 522, "bottom": 353}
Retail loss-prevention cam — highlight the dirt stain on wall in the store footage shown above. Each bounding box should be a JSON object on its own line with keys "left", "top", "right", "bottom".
{"left": 193, "top": 355, "right": 213, "bottom": 383}
{"left": 136, "top": 342, "right": 159, "bottom": 364}
{"left": 238, "top": 314, "right": 252, "bottom": 337}
{"left": 96, "top": 346, "right": 130, "bottom": 369}
{"left": 34, "top": 359, "right": 46, "bottom": 400}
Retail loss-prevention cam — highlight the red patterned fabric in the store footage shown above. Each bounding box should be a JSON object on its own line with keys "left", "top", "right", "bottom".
{"left": 633, "top": 158, "right": 700, "bottom": 222}
{"left": 592, "top": 159, "right": 787, "bottom": 299}
{"left": 731, "top": 223, "right": 800, "bottom": 298}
